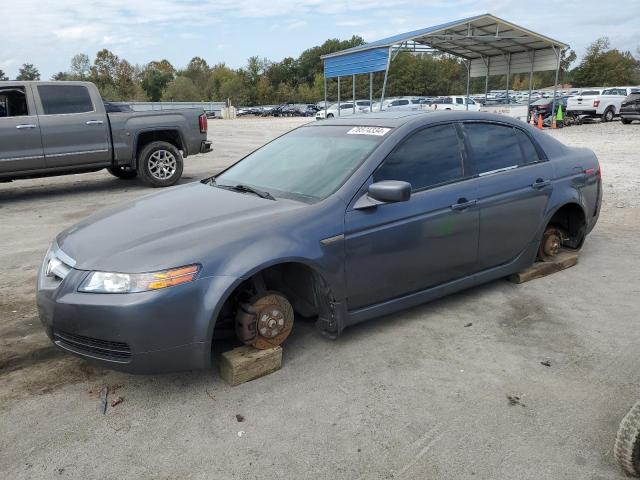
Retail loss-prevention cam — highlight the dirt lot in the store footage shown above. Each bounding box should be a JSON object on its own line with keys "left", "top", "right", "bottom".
{"left": 1, "top": 117, "right": 638, "bottom": 479}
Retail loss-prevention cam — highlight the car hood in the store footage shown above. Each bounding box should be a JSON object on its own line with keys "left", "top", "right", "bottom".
{"left": 57, "top": 182, "right": 306, "bottom": 273}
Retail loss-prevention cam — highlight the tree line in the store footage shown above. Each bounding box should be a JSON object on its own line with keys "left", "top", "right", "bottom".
{"left": 1, "top": 37, "right": 638, "bottom": 105}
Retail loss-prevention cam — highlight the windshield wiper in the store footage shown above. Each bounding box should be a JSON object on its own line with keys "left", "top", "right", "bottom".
{"left": 217, "top": 183, "right": 275, "bottom": 200}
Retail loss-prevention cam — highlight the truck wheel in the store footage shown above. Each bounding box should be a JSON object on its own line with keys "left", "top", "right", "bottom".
{"left": 614, "top": 400, "right": 640, "bottom": 477}
{"left": 602, "top": 107, "right": 615, "bottom": 122}
{"left": 106, "top": 166, "right": 137, "bottom": 180}
{"left": 138, "top": 141, "right": 183, "bottom": 188}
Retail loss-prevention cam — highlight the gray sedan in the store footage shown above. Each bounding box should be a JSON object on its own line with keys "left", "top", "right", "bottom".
{"left": 37, "top": 111, "right": 602, "bottom": 373}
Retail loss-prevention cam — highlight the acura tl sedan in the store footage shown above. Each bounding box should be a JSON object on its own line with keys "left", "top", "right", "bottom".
{"left": 37, "top": 111, "right": 602, "bottom": 373}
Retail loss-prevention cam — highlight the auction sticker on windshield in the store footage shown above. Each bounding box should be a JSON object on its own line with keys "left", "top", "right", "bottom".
{"left": 347, "top": 127, "right": 391, "bottom": 136}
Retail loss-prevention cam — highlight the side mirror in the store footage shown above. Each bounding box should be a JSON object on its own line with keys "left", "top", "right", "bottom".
{"left": 354, "top": 180, "right": 411, "bottom": 209}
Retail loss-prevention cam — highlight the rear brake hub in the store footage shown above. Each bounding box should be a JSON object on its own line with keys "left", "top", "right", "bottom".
{"left": 538, "top": 227, "right": 564, "bottom": 261}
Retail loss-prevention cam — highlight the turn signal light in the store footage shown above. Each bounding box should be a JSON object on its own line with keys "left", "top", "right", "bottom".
{"left": 146, "top": 265, "right": 200, "bottom": 290}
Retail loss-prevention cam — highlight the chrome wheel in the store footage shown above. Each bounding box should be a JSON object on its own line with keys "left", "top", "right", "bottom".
{"left": 148, "top": 150, "right": 177, "bottom": 180}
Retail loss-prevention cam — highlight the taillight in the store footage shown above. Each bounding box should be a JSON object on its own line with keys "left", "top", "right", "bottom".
{"left": 593, "top": 100, "right": 600, "bottom": 107}
{"left": 199, "top": 113, "right": 207, "bottom": 134}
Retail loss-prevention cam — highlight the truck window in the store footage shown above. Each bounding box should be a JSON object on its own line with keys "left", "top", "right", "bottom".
{"left": 0, "top": 87, "right": 29, "bottom": 117}
{"left": 456, "top": 98, "right": 464, "bottom": 104}
{"left": 374, "top": 124, "right": 464, "bottom": 191}
{"left": 37, "top": 85, "right": 94, "bottom": 115}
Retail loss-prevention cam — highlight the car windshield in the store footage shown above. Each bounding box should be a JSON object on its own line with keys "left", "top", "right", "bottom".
{"left": 214, "top": 125, "right": 387, "bottom": 202}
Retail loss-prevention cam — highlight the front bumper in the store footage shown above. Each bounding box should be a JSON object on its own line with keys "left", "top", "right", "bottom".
{"left": 200, "top": 140, "right": 213, "bottom": 154}
{"left": 37, "top": 264, "right": 237, "bottom": 374}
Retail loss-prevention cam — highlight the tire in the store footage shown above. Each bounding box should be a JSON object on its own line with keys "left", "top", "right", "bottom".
{"left": 602, "top": 107, "right": 615, "bottom": 122}
{"left": 106, "top": 165, "right": 137, "bottom": 180}
{"left": 621, "top": 118, "right": 632, "bottom": 125}
{"left": 614, "top": 400, "right": 640, "bottom": 477}
{"left": 138, "top": 141, "right": 183, "bottom": 188}
{"left": 326, "top": 113, "right": 334, "bottom": 118}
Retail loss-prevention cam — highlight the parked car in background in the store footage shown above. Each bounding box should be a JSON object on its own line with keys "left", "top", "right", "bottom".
{"left": 620, "top": 93, "right": 640, "bottom": 124}
{"left": 315, "top": 100, "right": 370, "bottom": 119}
{"left": 428, "top": 96, "right": 481, "bottom": 111}
{"left": 527, "top": 96, "right": 569, "bottom": 122}
{"left": 37, "top": 111, "right": 601, "bottom": 373}
{"left": 566, "top": 87, "right": 640, "bottom": 122}
{"left": 0, "top": 81, "right": 212, "bottom": 187}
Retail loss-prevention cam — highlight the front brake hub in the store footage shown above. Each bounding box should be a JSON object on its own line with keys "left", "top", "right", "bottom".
{"left": 235, "top": 292, "right": 294, "bottom": 350}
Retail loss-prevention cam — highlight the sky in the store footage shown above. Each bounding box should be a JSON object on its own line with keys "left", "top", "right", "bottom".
{"left": 1, "top": 0, "right": 639, "bottom": 79}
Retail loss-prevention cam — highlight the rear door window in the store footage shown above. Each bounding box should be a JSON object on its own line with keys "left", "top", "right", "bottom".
{"left": 464, "top": 123, "right": 523, "bottom": 175}
{"left": 514, "top": 129, "right": 541, "bottom": 164}
{"left": 37, "top": 85, "right": 94, "bottom": 115}
{"left": 373, "top": 124, "right": 464, "bottom": 191}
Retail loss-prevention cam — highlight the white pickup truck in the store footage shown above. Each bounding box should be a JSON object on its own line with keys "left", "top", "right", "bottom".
{"left": 428, "top": 96, "right": 481, "bottom": 111}
{"left": 566, "top": 86, "right": 640, "bottom": 122}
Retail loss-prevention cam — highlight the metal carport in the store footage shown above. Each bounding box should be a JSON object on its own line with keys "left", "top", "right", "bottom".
{"left": 321, "top": 13, "right": 569, "bottom": 117}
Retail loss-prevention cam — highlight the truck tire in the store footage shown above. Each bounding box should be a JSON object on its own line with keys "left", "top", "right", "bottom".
{"left": 138, "top": 141, "right": 183, "bottom": 188}
{"left": 107, "top": 166, "right": 137, "bottom": 180}
{"left": 614, "top": 400, "right": 640, "bottom": 477}
{"left": 602, "top": 107, "right": 615, "bottom": 122}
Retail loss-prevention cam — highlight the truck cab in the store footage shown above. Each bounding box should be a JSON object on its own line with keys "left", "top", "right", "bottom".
{"left": 0, "top": 81, "right": 211, "bottom": 187}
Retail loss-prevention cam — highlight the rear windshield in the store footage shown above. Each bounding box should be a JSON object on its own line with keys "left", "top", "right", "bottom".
{"left": 580, "top": 90, "right": 600, "bottom": 96}
{"left": 215, "top": 125, "right": 388, "bottom": 202}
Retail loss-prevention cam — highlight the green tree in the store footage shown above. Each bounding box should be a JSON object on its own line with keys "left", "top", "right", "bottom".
{"left": 70, "top": 53, "right": 91, "bottom": 79}
{"left": 141, "top": 60, "right": 175, "bottom": 101}
{"left": 162, "top": 76, "right": 201, "bottom": 101}
{"left": 0, "top": 69, "right": 9, "bottom": 81}
{"left": 571, "top": 38, "right": 640, "bottom": 86}
{"left": 16, "top": 63, "right": 40, "bottom": 80}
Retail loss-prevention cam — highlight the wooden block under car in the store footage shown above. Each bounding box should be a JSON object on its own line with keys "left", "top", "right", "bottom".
{"left": 508, "top": 251, "right": 579, "bottom": 284}
{"left": 220, "top": 345, "right": 282, "bottom": 386}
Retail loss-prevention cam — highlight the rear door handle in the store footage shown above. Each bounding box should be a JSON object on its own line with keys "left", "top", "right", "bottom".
{"left": 531, "top": 179, "right": 551, "bottom": 189}
{"left": 85, "top": 120, "right": 104, "bottom": 125}
{"left": 451, "top": 198, "right": 477, "bottom": 211}
{"left": 16, "top": 124, "right": 37, "bottom": 129}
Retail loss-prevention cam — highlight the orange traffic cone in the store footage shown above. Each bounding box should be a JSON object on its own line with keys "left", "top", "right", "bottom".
{"left": 537, "top": 113, "right": 543, "bottom": 129}
{"left": 551, "top": 115, "right": 557, "bottom": 129}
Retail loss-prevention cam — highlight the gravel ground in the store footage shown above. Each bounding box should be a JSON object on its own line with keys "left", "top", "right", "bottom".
{"left": 0, "top": 117, "right": 638, "bottom": 479}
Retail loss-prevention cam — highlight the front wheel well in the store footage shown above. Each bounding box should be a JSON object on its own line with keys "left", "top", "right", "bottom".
{"left": 547, "top": 203, "right": 587, "bottom": 249}
{"left": 213, "top": 262, "right": 337, "bottom": 341}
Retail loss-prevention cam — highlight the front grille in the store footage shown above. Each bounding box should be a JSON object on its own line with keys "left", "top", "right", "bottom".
{"left": 53, "top": 330, "right": 131, "bottom": 361}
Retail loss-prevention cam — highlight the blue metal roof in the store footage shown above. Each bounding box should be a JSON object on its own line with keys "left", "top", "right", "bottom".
{"left": 321, "top": 14, "right": 568, "bottom": 78}
{"left": 323, "top": 14, "right": 484, "bottom": 59}
{"left": 324, "top": 48, "right": 389, "bottom": 78}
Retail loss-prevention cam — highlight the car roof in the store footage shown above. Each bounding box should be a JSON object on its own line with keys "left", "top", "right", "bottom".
{"left": 307, "top": 110, "right": 526, "bottom": 128}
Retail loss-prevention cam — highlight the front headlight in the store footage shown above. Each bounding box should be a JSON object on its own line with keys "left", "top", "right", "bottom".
{"left": 78, "top": 264, "right": 200, "bottom": 294}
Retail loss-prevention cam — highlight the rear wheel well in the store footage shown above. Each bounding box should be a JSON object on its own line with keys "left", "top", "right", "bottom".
{"left": 213, "top": 262, "right": 336, "bottom": 341}
{"left": 136, "top": 130, "right": 183, "bottom": 162}
{"left": 547, "top": 203, "right": 587, "bottom": 249}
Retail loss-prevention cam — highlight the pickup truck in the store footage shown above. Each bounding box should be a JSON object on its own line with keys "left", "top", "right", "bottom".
{"left": 428, "top": 96, "right": 481, "bottom": 111}
{"left": 566, "top": 86, "right": 640, "bottom": 122}
{"left": 0, "top": 81, "right": 212, "bottom": 187}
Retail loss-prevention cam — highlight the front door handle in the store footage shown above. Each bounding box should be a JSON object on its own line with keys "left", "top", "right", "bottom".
{"left": 16, "top": 124, "right": 37, "bottom": 129}
{"left": 85, "top": 120, "right": 104, "bottom": 125}
{"left": 451, "top": 198, "right": 477, "bottom": 211}
{"left": 531, "top": 178, "right": 551, "bottom": 189}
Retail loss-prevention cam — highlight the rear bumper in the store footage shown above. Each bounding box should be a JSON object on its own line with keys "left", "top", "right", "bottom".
{"left": 200, "top": 140, "right": 213, "bottom": 154}
{"left": 567, "top": 109, "right": 596, "bottom": 116}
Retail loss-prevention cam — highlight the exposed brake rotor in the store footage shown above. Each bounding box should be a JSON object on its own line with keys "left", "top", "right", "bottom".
{"left": 235, "top": 292, "right": 294, "bottom": 350}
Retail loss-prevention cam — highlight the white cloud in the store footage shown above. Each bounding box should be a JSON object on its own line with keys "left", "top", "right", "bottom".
{"left": 0, "top": 0, "right": 638, "bottom": 79}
